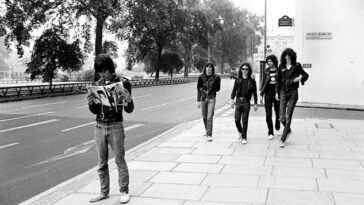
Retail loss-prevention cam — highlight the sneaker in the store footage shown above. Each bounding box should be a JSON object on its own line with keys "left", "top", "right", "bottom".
{"left": 119, "top": 192, "right": 130, "bottom": 204}
{"left": 242, "top": 138, "right": 248, "bottom": 144}
{"left": 207, "top": 136, "right": 213, "bottom": 142}
{"left": 267, "top": 134, "right": 274, "bottom": 140}
{"left": 237, "top": 132, "right": 242, "bottom": 140}
{"left": 279, "top": 140, "right": 285, "bottom": 148}
{"left": 286, "top": 130, "right": 292, "bottom": 142}
{"left": 90, "top": 193, "right": 109, "bottom": 203}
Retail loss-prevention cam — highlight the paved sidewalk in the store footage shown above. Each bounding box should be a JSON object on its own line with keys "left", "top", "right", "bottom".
{"left": 22, "top": 112, "right": 364, "bottom": 205}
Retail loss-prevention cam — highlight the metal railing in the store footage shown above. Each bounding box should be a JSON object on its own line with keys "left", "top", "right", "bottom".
{"left": 0, "top": 77, "right": 199, "bottom": 101}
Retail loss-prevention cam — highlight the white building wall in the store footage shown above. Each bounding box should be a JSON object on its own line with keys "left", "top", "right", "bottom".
{"left": 295, "top": 0, "right": 364, "bottom": 105}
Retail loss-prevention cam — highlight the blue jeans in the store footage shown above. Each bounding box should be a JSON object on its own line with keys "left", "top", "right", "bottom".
{"left": 279, "top": 89, "right": 298, "bottom": 142}
{"left": 201, "top": 98, "right": 216, "bottom": 136}
{"left": 95, "top": 121, "right": 129, "bottom": 194}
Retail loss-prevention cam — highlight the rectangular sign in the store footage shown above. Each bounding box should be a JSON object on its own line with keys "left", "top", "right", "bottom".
{"left": 305, "top": 32, "right": 333, "bottom": 39}
{"left": 303, "top": 63, "right": 312, "bottom": 68}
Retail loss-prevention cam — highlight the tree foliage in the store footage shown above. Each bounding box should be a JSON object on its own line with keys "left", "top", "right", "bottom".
{"left": 121, "top": 0, "right": 182, "bottom": 79}
{"left": 26, "top": 28, "right": 84, "bottom": 89}
{"left": 160, "top": 52, "right": 184, "bottom": 77}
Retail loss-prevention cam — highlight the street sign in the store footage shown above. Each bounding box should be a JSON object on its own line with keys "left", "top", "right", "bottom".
{"left": 305, "top": 32, "right": 333, "bottom": 40}
{"left": 278, "top": 15, "right": 293, "bottom": 27}
{"left": 303, "top": 63, "right": 312, "bottom": 68}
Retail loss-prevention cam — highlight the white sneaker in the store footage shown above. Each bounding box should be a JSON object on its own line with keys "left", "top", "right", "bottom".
{"left": 119, "top": 192, "right": 130, "bottom": 204}
{"left": 279, "top": 140, "right": 285, "bottom": 148}
{"left": 242, "top": 139, "right": 248, "bottom": 144}
{"left": 237, "top": 132, "right": 242, "bottom": 140}
{"left": 267, "top": 134, "right": 274, "bottom": 140}
{"left": 207, "top": 136, "right": 213, "bottom": 142}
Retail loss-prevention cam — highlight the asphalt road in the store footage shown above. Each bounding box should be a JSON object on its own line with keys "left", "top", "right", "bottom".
{"left": 0, "top": 79, "right": 363, "bottom": 204}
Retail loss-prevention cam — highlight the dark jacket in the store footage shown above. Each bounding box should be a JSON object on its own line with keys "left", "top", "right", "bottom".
{"left": 197, "top": 74, "right": 221, "bottom": 101}
{"left": 260, "top": 66, "right": 279, "bottom": 96}
{"left": 230, "top": 78, "right": 258, "bottom": 104}
{"left": 89, "top": 74, "right": 134, "bottom": 123}
{"left": 277, "top": 62, "right": 309, "bottom": 93}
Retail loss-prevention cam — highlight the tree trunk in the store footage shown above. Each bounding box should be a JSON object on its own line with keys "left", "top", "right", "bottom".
{"left": 94, "top": 17, "right": 106, "bottom": 81}
{"left": 183, "top": 45, "right": 192, "bottom": 77}
{"left": 155, "top": 47, "right": 162, "bottom": 79}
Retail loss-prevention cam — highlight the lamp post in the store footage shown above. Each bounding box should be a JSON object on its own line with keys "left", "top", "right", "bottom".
{"left": 207, "top": 16, "right": 225, "bottom": 62}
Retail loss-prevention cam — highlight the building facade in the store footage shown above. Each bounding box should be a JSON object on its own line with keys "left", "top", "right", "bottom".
{"left": 294, "top": 0, "right": 364, "bottom": 105}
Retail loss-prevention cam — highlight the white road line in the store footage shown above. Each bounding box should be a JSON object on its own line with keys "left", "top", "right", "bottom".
{"left": 0, "top": 112, "right": 54, "bottom": 122}
{"left": 0, "top": 143, "right": 19, "bottom": 150}
{"left": 76, "top": 105, "right": 88, "bottom": 109}
{"left": 22, "top": 101, "right": 68, "bottom": 109}
{"left": 0, "top": 119, "right": 59, "bottom": 133}
{"left": 133, "top": 94, "right": 152, "bottom": 99}
{"left": 178, "top": 96, "right": 195, "bottom": 102}
{"left": 125, "top": 124, "right": 144, "bottom": 131}
{"left": 61, "top": 122, "right": 96, "bottom": 132}
{"left": 141, "top": 103, "right": 169, "bottom": 111}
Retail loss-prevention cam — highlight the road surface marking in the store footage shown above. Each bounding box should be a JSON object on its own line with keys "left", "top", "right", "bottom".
{"left": 0, "top": 143, "right": 19, "bottom": 150}
{"left": 133, "top": 94, "right": 152, "bottom": 99}
{"left": 76, "top": 105, "right": 88, "bottom": 109}
{"left": 0, "top": 112, "right": 54, "bottom": 122}
{"left": 141, "top": 103, "right": 169, "bottom": 111}
{"left": 0, "top": 119, "right": 59, "bottom": 133}
{"left": 28, "top": 123, "right": 145, "bottom": 167}
{"left": 21, "top": 101, "right": 68, "bottom": 109}
{"left": 125, "top": 124, "right": 144, "bottom": 131}
{"left": 61, "top": 122, "right": 96, "bottom": 132}
{"left": 178, "top": 96, "right": 195, "bottom": 102}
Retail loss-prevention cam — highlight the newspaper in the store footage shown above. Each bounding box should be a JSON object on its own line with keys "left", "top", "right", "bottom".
{"left": 87, "top": 82, "right": 127, "bottom": 110}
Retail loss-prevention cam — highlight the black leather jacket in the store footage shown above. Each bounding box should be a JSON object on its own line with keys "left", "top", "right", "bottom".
{"left": 197, "top": 74, "right": 221, "bottom": 101}
{"left": 260, "top": 66, "right": 279, "bottom": 96}
{"left": 88, "top": 74, "right": 134, "bottom": 123}
{"left": 277, "top": 63, "right": 309, "bottom": 93}
{"left": 230, "top": 78, "right": 258, "bottom": 104}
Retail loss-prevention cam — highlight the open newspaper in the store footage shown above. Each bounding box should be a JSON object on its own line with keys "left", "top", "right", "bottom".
{"left": 87, "top": 82, "right": 127, "bottom": 111}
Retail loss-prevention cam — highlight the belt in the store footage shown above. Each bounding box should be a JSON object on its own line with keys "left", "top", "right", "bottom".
{"left": 237, "top": 97, "right": 248, "bottom": 103}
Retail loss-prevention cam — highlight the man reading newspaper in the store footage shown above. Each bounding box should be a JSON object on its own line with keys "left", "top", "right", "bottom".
{"left": 87, "top": 54, "right": 134, "bottom": 204}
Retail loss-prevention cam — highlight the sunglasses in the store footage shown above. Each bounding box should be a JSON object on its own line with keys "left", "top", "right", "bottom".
{"left": 241, "top": 68, "right": 249, "bottom": 71}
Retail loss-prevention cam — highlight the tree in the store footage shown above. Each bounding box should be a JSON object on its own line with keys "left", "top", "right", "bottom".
{"left": 204, "top": 0, "right": 263, "bottom": 70}
{"left": 176, "top": 8, "right": 208, "bottom": 77}
{"left": 160, "top": 52, "right": 184, "bottom": 77}
{"left": 26, "top": 28, "right": 84, "bottom": 89}
{"left": 0, "top": 37, "right": 10, "bottom": 72}
{"left": 121, "top": 0, "right": 181, "bottom": 79}
{"left": 2, "top": 0, "right": 123, "bottom": 80}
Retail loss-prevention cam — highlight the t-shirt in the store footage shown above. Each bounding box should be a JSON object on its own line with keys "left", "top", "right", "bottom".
{"left": 267, "top": 67, "right": 277, "bottom": 92}
{"left": 239, "top": 78, "right": 249, "bottom": 98}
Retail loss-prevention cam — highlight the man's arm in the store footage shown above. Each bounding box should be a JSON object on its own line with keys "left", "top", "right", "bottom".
{"left": 197, "top": 76, "right": 202, "bottom": 102}
{"left": 123, "top": 79, "right": 134, "bottom": 113}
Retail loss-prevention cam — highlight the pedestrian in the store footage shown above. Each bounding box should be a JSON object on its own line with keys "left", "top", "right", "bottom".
{"left": 87, "top": 54, "right": 134, "bottom": 203}
{"left": 260, "top": 55, "right": 280, "bottom": 140}
{"left": 277, "top": 48, "right": 309, "bottom": 148}
{"left": 197, "top": 62, "right": 221, "bottom": 142}
{"left": 230, "top": 63, "right": 258, "bottom": 144}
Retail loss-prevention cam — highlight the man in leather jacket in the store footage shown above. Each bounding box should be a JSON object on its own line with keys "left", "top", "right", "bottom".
{"left": 87, "top": 54, "right": 134, "bottom": 204}
{"left": 197, "top": 62, "right": 221, "bottom": 141}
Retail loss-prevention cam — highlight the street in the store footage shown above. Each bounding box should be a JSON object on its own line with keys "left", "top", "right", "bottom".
{"left": 1, "top": 79, "right": 364, "bottom": 204}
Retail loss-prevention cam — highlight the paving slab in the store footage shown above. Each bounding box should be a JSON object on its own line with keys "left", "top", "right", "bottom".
{"left": 141, "top": 183, "right": 208, "bottom": 200}
{"left": 266, "top": 189, "right": 334, "bottom": 205}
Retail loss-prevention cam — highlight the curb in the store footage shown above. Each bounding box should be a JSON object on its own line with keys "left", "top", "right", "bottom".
{"left": 19, "top": 120, "right": 198, "bottom": 205}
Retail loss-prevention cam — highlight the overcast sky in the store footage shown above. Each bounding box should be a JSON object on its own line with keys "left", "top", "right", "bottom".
{"left": 229, "top": 0, "right": 295, "bottom": 33}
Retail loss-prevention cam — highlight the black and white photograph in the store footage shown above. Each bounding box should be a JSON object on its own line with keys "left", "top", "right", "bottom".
{"left": 0, "top": 0, "right": 364, "bottom": 204}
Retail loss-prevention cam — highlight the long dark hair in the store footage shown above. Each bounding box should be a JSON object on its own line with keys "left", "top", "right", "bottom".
{"left": 203, "top": 62, "right": 215, "bottom": 75}
{"left": 238, "top": 63, "right": 252, "bottom": 79}
{"left": 279, "top": 48, "right": 297, "bottom": 69}
{"left": 266, "top": 55, "right": 278, "bottom": 68}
